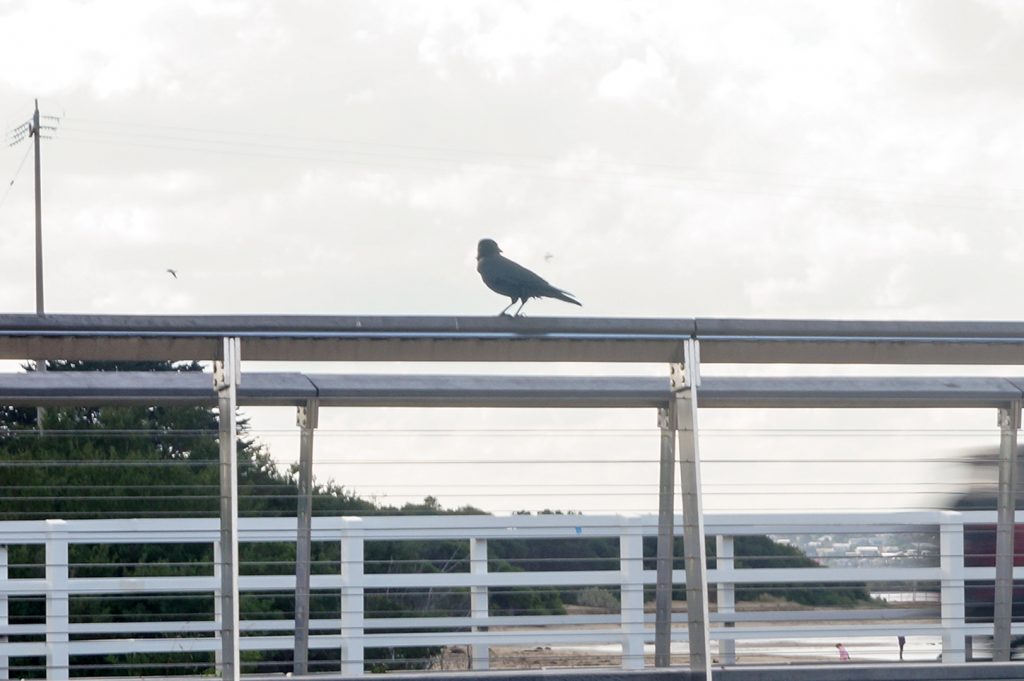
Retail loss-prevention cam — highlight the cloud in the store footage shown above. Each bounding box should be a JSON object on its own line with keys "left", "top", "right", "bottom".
{"left": 0, "top": 0, "right": 172, "bottom": 97}
{"left": 596, "top": 48, "right": 677, "bottom": 109}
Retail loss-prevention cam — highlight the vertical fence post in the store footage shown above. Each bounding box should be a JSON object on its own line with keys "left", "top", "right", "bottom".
{"left": 716, "top": 535, "right": 736, "bottom": 665}
{"left": 940, "top": 515, "right": 967, "bottom": 663}
{"left": 45, "top": 525, "right": 69, "bottom": 681}
{"left": 341, "top": 533, "right": 365, "bottom": 676}
{"left": 620, "top": 523, "right": 645, "bottom": 670}
{"left": 654, "top": 406, "right": 676, "bottom": 667}
{"left": 994, "top": 402, "right": 1021, "bottom": 661}
{"left": 470, "top": 537, "right": 490, "bottom": 670}
{"left": 214, "top": 338, "right": 242, "bottom": 681}
{"left": 295, "top": 399, "right": 320, "bottom": 675}
{"left": 1, "top": 545, "right": 8, "bottom": 681}
{"left": 672, "top": 341, "right": 712, "bottom": 679}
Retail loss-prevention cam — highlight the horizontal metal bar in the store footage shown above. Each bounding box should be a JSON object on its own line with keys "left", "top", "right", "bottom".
{"left": 8, "top": 313, "right": 1024, "bottom": 363}
{"left": 1, "top": 371, "right": 1023, "bottom": 409}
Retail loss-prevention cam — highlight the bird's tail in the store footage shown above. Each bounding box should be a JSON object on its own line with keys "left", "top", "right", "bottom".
{"left": 551, "top": 289, "right": 582, "bottom": 306}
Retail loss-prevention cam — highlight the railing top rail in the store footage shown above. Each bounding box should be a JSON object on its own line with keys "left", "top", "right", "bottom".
{"left": 6, "top": 313, "right": 1024, "bottom": 363}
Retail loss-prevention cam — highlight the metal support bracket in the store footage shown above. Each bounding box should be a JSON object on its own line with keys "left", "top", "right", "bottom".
{"left": 998, "top": 402, "right": 1022, "bottom": 431}
{"left": 213, "top": 338, "right": 241, "bottom": 394}
{"left": 670, "top": 339, "right": 701, "bottom": 391}
{"left": 296, "top": 401, "right": 320, "bottom": 430}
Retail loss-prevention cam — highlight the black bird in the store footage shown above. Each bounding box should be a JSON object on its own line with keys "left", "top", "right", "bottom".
{"left": 476, "top": 238, "right": 581, "bottom": 316}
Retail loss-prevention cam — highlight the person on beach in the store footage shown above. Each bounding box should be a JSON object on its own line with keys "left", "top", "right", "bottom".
{"left": 836, "top": 643, "right": 850, "bottom": 661}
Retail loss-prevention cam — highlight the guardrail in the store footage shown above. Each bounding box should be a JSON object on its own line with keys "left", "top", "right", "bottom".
{"left": 0, "top": 511, "right": 1019, "bottom": 678}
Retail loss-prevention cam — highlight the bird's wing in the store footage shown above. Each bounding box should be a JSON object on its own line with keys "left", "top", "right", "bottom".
{"left": 479, "top": 254, "right": 580, "bottom": 305}
{"left": 493, "top": 256, "right": 554, "bottom": 290}
{"left": 501, "top": 260, "right": 579, "bottom": 304}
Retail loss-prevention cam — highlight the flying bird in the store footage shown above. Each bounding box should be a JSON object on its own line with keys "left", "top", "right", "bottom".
{"left": 166, "top": 268, "right": 178, "bottom": 279}
{"left": 476, "top": 238, "right": 581, "bottom": 316}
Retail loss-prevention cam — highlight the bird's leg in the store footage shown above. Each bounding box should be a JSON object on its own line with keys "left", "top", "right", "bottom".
{"left": 499, "top": 299, "right": 516, "bottom": 316}
{"left": 514, "top": 299, "right": 528, "bottom": 317}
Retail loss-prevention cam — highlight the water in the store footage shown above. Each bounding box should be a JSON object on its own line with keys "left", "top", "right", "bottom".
{"left": 553, "top": 636, "right": 944, "bottom": 664}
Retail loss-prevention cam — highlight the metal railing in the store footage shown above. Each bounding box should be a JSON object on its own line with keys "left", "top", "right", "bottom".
{"left": 2, "top": 510, "right": 1019, "bottom": 678}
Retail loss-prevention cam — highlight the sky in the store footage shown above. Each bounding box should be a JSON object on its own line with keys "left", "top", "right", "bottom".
{"left": 1, "top": 0, "right": 1023, "bottom": 516}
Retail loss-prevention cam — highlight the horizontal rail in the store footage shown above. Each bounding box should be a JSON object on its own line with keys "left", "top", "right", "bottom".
{"left": 7, "top": 314, "right": 1024, "bottom": 363}
{"left": 0, "top": 511, "right": 960, "bottom": 543}
{"left": 3, "top": 372, "right": 1024, "bottom": 409}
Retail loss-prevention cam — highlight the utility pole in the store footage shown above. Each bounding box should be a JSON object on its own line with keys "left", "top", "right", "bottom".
{"left": 31, "top": 99, "right": 44, "bottom": 316}
{"left": 31, "top": 100, "right": 48, "bottom": 429}
{"left": 8, "top": 100, "right": 59, "bottom": 429}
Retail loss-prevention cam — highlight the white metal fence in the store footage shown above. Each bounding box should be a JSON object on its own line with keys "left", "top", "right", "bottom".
{"left": 0, "top": 510, "right": 1019, "bottom": 678}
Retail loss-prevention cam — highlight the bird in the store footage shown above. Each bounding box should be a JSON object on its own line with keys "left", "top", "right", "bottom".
{"left": 165, "top": 268, "right": 178, "bottom": 279}
{"left": 476, "top": 238, "right": 581, "bottom": 316}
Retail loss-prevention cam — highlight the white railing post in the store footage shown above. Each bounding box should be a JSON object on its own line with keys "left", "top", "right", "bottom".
{"left": 940, "top": 515, "right": 967, "bottom": 663}
{"left": 341, "top": 533, "right": 365, "bottom": 676}
{"left": 716, "top": 535, "right": 736, "bottom": 665}
{"left": 1, "top": 545, "right": 8, "bottom": 681}
{"left": 620, "top": 524, "right": 645, "bottom": 670}
{"left": 45, "top": 524, "right": 69, "bottom": 681}
{"left": 470, "top": 537, "right": 489, "bottom": 670}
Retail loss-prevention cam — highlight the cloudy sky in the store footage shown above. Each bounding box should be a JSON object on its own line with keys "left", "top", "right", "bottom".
{"left": 1, "top": 0, "right": 1021, "bottom": 514}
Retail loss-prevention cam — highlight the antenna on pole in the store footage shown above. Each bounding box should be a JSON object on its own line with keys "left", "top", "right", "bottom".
{"left": 9, "top": 99, "right": 60, "bottom": 315}
{"left": 32, "top": 99, "right": 44, "bottom": 315}
{"left": 28, "top": 99, "right": 59, "bottom": 316}
{"left": 8, "top": 99, "right": 60, "bottom": 430}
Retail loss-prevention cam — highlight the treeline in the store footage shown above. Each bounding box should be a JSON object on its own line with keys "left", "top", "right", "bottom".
{"left": 0, "top": 361, "right": 874, "bottom": 676}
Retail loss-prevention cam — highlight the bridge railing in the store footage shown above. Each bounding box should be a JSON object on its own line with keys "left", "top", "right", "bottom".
{"left": 0, "top": 511, "right": 1017, "bottom": 677}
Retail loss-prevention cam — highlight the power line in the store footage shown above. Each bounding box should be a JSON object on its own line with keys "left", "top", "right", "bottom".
{"left": 0, "top": 142, "right": 31, "bottom": 211}
{"left": 52, "top": 115, "right": 1024, "bottom": 214}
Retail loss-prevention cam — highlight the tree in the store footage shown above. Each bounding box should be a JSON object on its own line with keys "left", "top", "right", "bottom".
{"left": 0, "top": 360, "right": 382, "bottom": 676}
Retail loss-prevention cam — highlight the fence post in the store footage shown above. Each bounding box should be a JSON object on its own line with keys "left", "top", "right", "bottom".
{"left": 294, "top": 399, "right": 320, "bottom": 675}
{"left": 716, "top": 535, "right": 736, "bottom": 665}
{"left": 1, "top": 545, "right": 8, "bottom": 681}
{"left": 341, "top": 533, "right": 365, "bottom": 676}
{"left": 470, "top": 537, "right": 489, "bottom": 670}
{"left": 45, "top": 525, "right": 69, "bottom": 681}
{"left": 672, "top": 345, "right": 712, "bottom": 679}
{"left": 654, "top": 406, "right": 676, "bottom": 667}
{"left": 940, "top": 515, "right": 966, "bottom": 663}
{"left": 994, "top": 402, "right": 1021, "bottom": 660}
{"left": 620, "top": 524, "right": 645, "bottom": 670}
{"left": 214, "top": 338, "right": 242, "bottom": 681}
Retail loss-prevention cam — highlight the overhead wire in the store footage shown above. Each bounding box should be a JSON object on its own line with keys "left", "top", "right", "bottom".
{"left": 0, "top": 140, "right": 32, "bottom": 212}
{"left": 51, "top": 115, "right": 1024, "bottom": 214}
